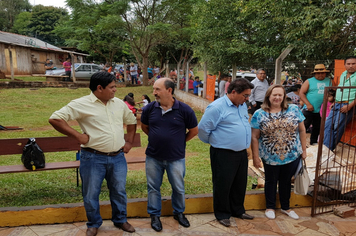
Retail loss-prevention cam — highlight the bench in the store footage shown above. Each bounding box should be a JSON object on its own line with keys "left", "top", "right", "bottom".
{"left": 0, "top": 133, "right": 144, "bottom": 186}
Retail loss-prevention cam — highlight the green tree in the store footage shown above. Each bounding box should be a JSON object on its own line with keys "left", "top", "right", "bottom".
{"left": 11, "top": 11, "right": 32, "bottom": 35}
{"left": 109, "top": 0, "right": 199, "bottom": 85}
{"left": 192, "top": 0, "right": 356, "bottom": 73}
{"left": 56, "top": 0, "right": 128, "bottom": 65}
{"left": 0, "top": 0, "right": 31, "bottom": 31}
{"left": 145, "top": 0, "right": 201, "bottom": 77}
{"left": 28, "top": 5, "right": 68, "bottom": 46}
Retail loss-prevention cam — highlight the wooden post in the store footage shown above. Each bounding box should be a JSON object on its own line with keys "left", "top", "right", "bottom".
{"left": 70, "top": 53, "right": 76, "bottom": 83}
{"left": 176, "top": 64, "right": 180, "bottom": 89}
{"left": 275, "top": 46, "right": 293, "bottom": 85}
{"left": 165, "top": 60, "right": 169, "bottom": 78}
{"left": 203, "top": 62, "right": 207, "bottom": 99}
{"left": 232, "top": 62, "right": 237, "bottom": 80}
{"left": 185, "top": 59, "right": 192, "bottom": 92}
{"left": 9, "top": 46, "right": 14, "bottom": 80}
{"left": 123, "top": 57, "right": 127, "bottom": 83}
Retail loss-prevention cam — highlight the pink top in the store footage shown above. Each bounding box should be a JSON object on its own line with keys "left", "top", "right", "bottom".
{"left": 63, "top": 61, "right": 71, "bottom": 72}
{"left": 320, "top": 101, "right": 332, "bottom": 118}
{"left": 188, "top": 79, "right": 194, "bottom": 89}
{"left": 225, "top": 82, "right": 230, "bottom": 94}
{"left": 124, "top": 101, "right": 136, "bottom": 114}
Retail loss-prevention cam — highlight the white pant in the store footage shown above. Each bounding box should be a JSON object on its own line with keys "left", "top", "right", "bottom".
{"left": 46, "top": 70, "right": 54, "bottom": 75}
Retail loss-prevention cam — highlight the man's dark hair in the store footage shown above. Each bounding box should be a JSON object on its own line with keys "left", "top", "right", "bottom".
{"left": 143, "top": 94, "right": 151, "bottom": 103}
{"left": 291, "top": 84, "right": 301, "bottom": 91}
{"left": 123, "top": 95, "right": 135, "bottom": 106}
{"left": 227, "top": 78, "right": 254, "bottom": 94}
{"left": 89, "top": 71, "right": 116, "bottom": 92}
{"left": 164, "top": 78, "right": 175, "bottom": 95}
{"left": 345, "top": 56, "right": 356, "bottom": 62}
{"left": 195, "top": 76, "right": 200, "bottom": 80}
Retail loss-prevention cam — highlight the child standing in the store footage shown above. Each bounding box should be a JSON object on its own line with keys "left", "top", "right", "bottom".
{"left": 320, "top": 89, "right": 336, "bottom": 118}
{"left": 137, "top": 94, "right": 151, "bottom": 108}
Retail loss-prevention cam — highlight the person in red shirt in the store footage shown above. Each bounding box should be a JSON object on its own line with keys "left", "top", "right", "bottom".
{"left": 63, "top": 58, "right": 72, "bottom": 81}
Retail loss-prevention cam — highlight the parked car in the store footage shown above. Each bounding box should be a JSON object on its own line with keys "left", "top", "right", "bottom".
{"left": 236, "top": 72, "right": 257, "bottom": 81}
{"left": 52, "top": 63, "right": 103, "bottom": 80}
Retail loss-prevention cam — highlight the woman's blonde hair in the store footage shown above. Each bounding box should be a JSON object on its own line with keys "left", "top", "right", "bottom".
{"left": 261, "top": 84, "right": 288, "bottom": 112}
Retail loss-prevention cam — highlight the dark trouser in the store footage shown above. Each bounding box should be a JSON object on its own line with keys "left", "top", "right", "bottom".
{"left": 303, "top": 110, "right": 321, "bottom": 144}
{"left": 262, "top": 157, "right": 300, "bottom": 210}
{"left": 65, "top": 71, "right": 71, "bottom": 81}
{"left": 250, "top": 101, "right": 263, "bottom": 114}
{"left": 210, "top": 147, "right": 248, "bottom": 220}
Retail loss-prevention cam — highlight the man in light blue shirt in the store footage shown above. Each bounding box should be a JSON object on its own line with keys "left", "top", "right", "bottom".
{"left": 249, "top": 69, "right": 269, "bottom": 114}
{"left": 198, "top": 78, "right": 255, "bottom": 228}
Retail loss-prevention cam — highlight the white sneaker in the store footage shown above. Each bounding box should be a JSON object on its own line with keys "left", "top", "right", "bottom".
{"left": 265, "top": 210, "right": 275, "bottom": 219}
{"left": 281, "top": 209, "right": 299, "bottom": 220}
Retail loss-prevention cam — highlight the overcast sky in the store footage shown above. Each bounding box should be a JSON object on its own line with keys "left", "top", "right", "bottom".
{"left": 31, "top": 0, "right": 68, "bottom": 9}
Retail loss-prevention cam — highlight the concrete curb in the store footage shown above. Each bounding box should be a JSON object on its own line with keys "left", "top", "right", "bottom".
{"left": 0, "top": 192, "right": 312, "bottom": 227}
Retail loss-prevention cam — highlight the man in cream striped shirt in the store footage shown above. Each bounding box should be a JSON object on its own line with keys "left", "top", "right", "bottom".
{"left": 49, "top": 71, "right": 137, "bottom": 236}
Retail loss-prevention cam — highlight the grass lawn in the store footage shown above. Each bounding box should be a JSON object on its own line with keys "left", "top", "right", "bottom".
{"left": 0, "top": 82, "right": 257, "bottom": 208}
{"left": 1, "top": 76, "right": 47, "bottom": 82}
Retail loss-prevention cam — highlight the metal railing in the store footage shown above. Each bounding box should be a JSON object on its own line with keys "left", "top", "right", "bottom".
{"left": 311, "top": 86, "right": 356, "bottom": 216}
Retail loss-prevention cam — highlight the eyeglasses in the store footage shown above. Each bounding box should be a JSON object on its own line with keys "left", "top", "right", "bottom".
{"left": 243, "top": 94, "right": 250, "bottom": 98}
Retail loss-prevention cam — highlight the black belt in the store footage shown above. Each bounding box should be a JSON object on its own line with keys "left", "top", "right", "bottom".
{"left": 82, "top": 147, "right": 124, "bottom": 156}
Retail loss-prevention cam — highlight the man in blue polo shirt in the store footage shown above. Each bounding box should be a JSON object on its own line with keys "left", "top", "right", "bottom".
{"left": 141, "top": 77, "right": 198, "bottom": 232}
{"left": 198, "top": 78, "right": 255, "bottom": 228}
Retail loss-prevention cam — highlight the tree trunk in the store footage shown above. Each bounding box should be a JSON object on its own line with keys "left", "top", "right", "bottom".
{"left": 142, "top": 56, "right": 149, "bottom": 86}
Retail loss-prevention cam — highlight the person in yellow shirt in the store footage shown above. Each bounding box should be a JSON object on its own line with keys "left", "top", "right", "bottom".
{"left": 49, "top": 71, "right": 137, "bottom": 236}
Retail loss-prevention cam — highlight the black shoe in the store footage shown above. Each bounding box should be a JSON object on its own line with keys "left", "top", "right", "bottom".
{"left": 174, "top": 213, "right": 190, "bottom": 227}
{"left": 150, "top": 215, "right": 162, "bottom": 232}
{"left": 236, "top": 213, "right": 254, "bottom": 220}
{"left": 218, "top": 219, "right": 231, "bottom": 227}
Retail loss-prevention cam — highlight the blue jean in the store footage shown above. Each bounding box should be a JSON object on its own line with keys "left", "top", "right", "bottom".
{"left": 80, "top": 149, "right": 128, "bottom": 228}
{"left": 323, "top": 103, "right": 355, "bottom": 150}
{"left": 131, "top": 74, "right": 138, "bottom": 84}
{"left": 145, "top": 156, "right": 186, "bottom": 216}
{"left": 262, "top": 157, "right": 300, "bottom": 210}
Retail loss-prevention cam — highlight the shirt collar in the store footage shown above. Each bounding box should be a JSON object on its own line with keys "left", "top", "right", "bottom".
{"left": 88, "top": 92, "right": 115, "bottom": 104}
{"left": 154, "top": 97, "right": 179, "bottom": 109}
{"left": 224, "top": 95, "right": 235, "bottom": 107}
{"left": 342, "top": 70, "right": 356, "bottom": 80}
{"left": 224, "top": 94, "right": 244, "bottom": 108}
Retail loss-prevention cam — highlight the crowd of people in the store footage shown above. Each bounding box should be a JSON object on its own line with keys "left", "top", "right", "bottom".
{"left": 47, "top": 56, "right": 356, "bottom": 235}
{"left": 102, "top": 62, "right": 163, "bottom": 85}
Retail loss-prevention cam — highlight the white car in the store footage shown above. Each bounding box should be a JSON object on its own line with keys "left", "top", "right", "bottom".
{"left": 236, "top": 72, "right": 257, "bottom": 81}
{"left": 52, "top": 63, "right": 103, "bottom": 80}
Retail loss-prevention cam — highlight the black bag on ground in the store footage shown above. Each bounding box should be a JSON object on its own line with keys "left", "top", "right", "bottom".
{"left": 21, "top": 138, "right": 46, "bottom": 170}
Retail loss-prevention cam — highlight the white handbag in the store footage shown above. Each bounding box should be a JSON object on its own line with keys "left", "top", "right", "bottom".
{"left": 294, "top": 159, "right": 311, "bottom": 195}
